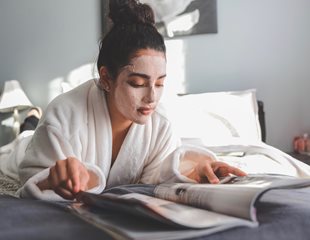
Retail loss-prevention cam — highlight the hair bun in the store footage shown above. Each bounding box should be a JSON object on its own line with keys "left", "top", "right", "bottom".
{"left": 109, "top": 0, "right": 155, "bottom": 26}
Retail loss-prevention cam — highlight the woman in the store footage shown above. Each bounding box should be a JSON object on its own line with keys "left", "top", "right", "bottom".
{"left": 2, "top": 0, "right": 245, "bottom": 200}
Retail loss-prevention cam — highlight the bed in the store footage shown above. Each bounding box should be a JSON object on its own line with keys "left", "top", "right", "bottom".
{"left": 1, "top": 88, "right": 310, "bottom": 240}
{"left": 1, "top": 183, "right": 310, "bottom": 240}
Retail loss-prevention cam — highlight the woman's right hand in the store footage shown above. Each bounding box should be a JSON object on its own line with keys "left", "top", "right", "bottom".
{"left": 37, "top": 157, "right": 92, "bottom": 200}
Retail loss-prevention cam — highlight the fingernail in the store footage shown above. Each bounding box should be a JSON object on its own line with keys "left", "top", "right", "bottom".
{"left": 74, "top": 186, "right": 79, "bottom": 193}
{"left": 211, "top": 178, "right": 220, "bottom": 184}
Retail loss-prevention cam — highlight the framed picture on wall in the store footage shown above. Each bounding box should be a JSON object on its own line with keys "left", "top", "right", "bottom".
{"left": 101, "top": 0, "right": 218, "bottom": 38}
{"left": 140, "top": 0, "right": 217, "bottom": 38}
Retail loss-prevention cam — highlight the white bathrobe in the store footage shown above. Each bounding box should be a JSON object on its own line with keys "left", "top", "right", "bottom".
{"left": 0, "top": 79, "right": 214, "bottom": 200}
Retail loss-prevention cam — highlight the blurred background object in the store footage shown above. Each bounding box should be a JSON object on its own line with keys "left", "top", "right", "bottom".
{"left": 0, "top": 80, "right": 33, "bottom": 137}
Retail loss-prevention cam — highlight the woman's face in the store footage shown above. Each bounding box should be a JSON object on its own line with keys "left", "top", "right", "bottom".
{"left": 108, "top": 49, "right": 166, "bottom": 125}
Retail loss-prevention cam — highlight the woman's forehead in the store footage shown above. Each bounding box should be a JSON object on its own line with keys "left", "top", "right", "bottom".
{"left": 128, "top": 55, "right": 166, "bottom": 71}
{"left": 131, "top": 48, "right": 166, "bottom": 59}
{"left": 116, "top": 54, "right": 166, "bottom": 78}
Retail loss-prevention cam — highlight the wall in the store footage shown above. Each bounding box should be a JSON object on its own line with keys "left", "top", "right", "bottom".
{"left": 172, "top": 0, "right": 310, "bottom": 151}
{"left": 0, "top": 0, "right": 101, "bottom": 145}
{"left": 1, "top": 0, "right": 309, "bottom": 152}
{"left": 0, "top": 0, "right": 100, "bottom": 107}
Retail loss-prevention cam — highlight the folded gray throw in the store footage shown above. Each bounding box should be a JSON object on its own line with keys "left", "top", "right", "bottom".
{"left": 0, "top": 172, "right": 21, "bottom": 197}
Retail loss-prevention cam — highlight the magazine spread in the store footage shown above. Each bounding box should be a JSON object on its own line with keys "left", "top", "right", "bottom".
{"left": 154, "top": 174, "right": 310, "bottom": 221}
{"left": 70, "top": 200, "right": 254, "bottom": 240}
{"left": 70, "top": 174, "right": 310, "bottom": 240}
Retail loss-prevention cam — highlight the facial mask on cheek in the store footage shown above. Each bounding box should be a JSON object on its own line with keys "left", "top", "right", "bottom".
{"left": 131, "top": 55, "right": 165, "bottom": 104}
{"left": 153, "top": 85, "right": 164, "bottom": 103}
{"left": 114, "top": 79, "right": 138, "bottom": 117}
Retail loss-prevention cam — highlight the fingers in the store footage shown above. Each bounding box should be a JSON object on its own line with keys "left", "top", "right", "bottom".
{"left": 55, "top": 159, "right": 68, "bottom": 187}
{"left": 55, "top": 186, "right": 75, "bottom": 200}
{"left": 67, "top": 157, "right": 80, "bottom": 193}
{"left": 212, "top": 162, "right": 247, "bottom": 181}
{"left": 46, "top": 157, "right": 89, "bottom": 199}
{"left": 79, "top": 171, "right": 90, "bottom": 192}
{"left": 226, "top": 165, "right": 247, "bottom": 177}
{"left": 200, "top": 164, "right": 220, "bottom": 184}
{"left": 198, "top": 161, "right": 247, "bottom": 184}
{"left": 37, "top": 178, "right": 51, "bottom": 191}
{"left": 48, "top": 166, "right": 60, "bottom": 189}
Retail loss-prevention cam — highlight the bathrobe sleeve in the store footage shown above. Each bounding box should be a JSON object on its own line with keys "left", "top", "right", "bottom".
{"left": 18, "top": 124, "right": 105, "bottom": 200}
{"left": 139, "top": 111, "right": 219, "bottom": 185}
{"left": 18, "top": 84, "right": 106, "bottom": 200}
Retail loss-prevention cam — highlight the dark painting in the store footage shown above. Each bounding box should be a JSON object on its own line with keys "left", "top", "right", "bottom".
{"left": 101, "top": 0, "right": 217, "bottom": 38}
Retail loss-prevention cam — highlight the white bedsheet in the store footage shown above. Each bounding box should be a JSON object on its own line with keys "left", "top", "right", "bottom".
{"left": 182, "top": 138, "right": 310, "bottom": 178}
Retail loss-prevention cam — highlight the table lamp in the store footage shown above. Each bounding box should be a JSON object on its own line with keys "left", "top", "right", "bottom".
{"left": 0, "top": 80, "right": 33, "bottom": 136}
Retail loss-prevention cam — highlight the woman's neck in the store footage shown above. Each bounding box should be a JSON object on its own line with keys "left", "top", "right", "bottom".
{"left": 111, "top": 118, "right": 132, "bottom": 135}
{"left": 110, "top": 115, "right": 132, "bottom": 163}
{"left": 105, "top": 93, "right": 132, "bottom": 133}
{"left": 106, "top": 95, "right": 132, "bottom": 162}
{"left": 108, "top": 106, "right": 132, "bottom": 134}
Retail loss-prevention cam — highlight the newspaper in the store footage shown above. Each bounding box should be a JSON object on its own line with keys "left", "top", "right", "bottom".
{"left": 70, "top": 174, "right": 310, "bottom": 240}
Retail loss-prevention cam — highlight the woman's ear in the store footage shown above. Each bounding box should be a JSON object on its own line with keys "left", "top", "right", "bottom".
{"left": 99, "top": 66, "right": 112, "bottom": 92}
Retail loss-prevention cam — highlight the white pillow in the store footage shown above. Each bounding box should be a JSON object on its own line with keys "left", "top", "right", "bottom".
{"left": 162, "top": 89, "right": 261, "bottom": 144}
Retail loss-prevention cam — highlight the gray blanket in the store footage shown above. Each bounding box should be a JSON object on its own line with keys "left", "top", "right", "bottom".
{"left": 0, "top": 184, "right": 310, "bottom": 240}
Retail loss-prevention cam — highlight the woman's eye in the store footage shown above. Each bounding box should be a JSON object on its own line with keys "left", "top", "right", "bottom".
{"left": 128, "top": 81, "right": 145, "bottom": 88}
{"left": 155, "top": 79, "right": 165, "bottom": 87}
{"left": 130, "top": 83, "right": 145, "bottom": 88}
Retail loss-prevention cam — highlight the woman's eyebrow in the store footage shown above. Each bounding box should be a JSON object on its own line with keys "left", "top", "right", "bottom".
{"left": 128, "top": 72, "right": 150, "bottom": 79}
{"left": 158, "top": 74, "right": 166, "bottom": 79}
{"left": 128, "top": 72, "right": 166, "bottom": 80}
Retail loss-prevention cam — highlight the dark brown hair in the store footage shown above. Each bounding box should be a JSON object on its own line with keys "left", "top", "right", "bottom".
{"left": 97, "top": 0, "right": 166, "bottom": 80}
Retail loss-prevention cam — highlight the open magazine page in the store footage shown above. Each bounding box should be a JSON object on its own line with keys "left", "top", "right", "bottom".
{"left": 70, "top": 193, "right": 256, "bottom": 240}
{"left": 109, "top": 193, "right": 256, "bottom": 228}
{"left": 75, "top": 192, "right": 256, "bottom": 229}
{"left": 154, "top": 174, "right": 310, "bottom": 221}
{"left": 70, "top": 202, "right": 248, "bottom": 240}
{"left": 70, "top": 174, "right": 310, "bottom": 240}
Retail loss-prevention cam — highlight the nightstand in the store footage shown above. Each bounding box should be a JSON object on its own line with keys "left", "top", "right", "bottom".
{"left": 288, "top": 152, "right": 310, "bottom": 165}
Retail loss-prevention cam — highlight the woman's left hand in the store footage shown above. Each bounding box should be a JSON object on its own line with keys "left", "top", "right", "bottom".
{"left": 180, "top": 152, "right": 247, "bottom": 183}
{"left": 188, "top": 161, "right": 247, "bottom": 184}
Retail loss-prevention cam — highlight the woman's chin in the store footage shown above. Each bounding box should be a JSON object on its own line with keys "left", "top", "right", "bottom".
{"left": 132, "top": 114, "right": 152, "bottom": 125}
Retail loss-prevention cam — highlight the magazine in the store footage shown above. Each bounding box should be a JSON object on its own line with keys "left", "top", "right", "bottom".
{"left": 69, "top": 174, "right": 310, "bottom": 240}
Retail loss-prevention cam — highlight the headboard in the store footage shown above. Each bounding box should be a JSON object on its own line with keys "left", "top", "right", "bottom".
{"left": 258, "top": 100, "right": 266, "bottom": 142}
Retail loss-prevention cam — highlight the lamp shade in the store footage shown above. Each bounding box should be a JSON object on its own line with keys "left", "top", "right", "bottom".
{"left": 0, "top": 80, "right": 33, "bottom": 113}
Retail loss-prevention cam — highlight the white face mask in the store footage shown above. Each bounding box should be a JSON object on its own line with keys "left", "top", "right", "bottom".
{"left": 113, "top": 55, "right": 166, "bottom": 124}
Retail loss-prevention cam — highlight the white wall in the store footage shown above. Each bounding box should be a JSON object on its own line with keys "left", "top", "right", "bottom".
{"left": 1, "top": 0, "right": 309, "bottom": 152}
{"left": 0, "top": 0, "right": 101, "bottom": 145}
{"left": 0, "top": 0, "right": 101, "bottom": 108}
{"left": 173, "top": 0, "right": 310, "bottom": 152}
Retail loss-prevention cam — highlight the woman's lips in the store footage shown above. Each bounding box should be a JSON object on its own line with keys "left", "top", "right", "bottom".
{"left": 138, "top": 107, "right": 153, "bottom": 115}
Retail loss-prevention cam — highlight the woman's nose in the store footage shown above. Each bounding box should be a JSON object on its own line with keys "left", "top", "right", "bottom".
{"left": 143, "top": 87, "right": 155, "bottom": 103}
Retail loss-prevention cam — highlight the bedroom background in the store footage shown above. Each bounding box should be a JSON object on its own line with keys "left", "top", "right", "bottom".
{"left": 0, "top": 0, "right": 309, "bottom": 153}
